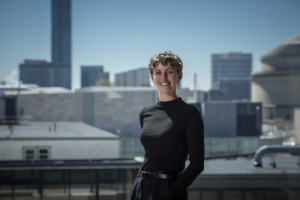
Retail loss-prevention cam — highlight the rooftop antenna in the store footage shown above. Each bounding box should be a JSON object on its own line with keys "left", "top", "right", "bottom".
{"left": 194, "top": 73, "right": 197, "bottom": 102}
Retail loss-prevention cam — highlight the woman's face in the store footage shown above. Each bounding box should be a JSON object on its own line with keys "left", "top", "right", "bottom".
{"left": 151, "top": 62, "right": 182, "bottom": 96}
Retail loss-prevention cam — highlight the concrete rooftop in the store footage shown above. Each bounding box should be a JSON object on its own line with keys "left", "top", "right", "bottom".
{"left": 0, "top": 122, "right": 118, "bottom": 139}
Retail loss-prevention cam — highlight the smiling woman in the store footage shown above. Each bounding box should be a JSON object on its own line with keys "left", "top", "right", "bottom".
{"left": 130, "top": 52, "right": 205, "bottom": 200}
{"left": 149, "top": 52, "right": 183, "bottom": 101}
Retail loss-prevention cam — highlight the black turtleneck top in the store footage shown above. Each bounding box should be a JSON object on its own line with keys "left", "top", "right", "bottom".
{"left": 139, "top": 97, "right": 204, "bottom": 197}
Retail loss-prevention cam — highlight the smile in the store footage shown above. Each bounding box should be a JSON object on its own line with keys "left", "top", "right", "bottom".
{"left": 160, "top": 82, "right": 170, "bottom": 86}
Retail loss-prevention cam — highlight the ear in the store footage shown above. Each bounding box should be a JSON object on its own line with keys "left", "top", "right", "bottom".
{"left": 150, "top": 73, "right": 155, "bottom": 83}
{"left": 178, "top": 72, "right": 183, "bottom": 83}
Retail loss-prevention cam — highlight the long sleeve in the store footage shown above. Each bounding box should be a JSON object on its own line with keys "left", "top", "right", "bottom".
{"left": 169, "top": 105, "right": 205, "bottom": 196}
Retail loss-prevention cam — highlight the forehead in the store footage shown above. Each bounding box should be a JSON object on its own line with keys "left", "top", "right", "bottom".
{"left": 154, "top": 62, "right": 176, "bottom": 71}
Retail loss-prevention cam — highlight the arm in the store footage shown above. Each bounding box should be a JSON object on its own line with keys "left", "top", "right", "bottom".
{"left": 169, "top": 106, "right": 205, "bottom": 197}
{"left": 139, "top": 107, "right": 145, "bottom": 128}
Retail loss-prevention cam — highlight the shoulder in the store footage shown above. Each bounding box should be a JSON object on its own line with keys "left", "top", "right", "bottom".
{"left": 183, "top": 103, "right": 201, "bottom": 116}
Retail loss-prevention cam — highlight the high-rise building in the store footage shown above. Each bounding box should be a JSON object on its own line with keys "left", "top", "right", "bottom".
{"left": 20, "top": 0, "right": 72, "bottom": 89}
{"left": 51, "top": 0, "right": 71, "bottom": 65}
{"left": 211, "top": 53, "right": 252, "bottom": 100}
{"left": 81, "top": 66, "right": 109, "bottom": 87}
{"left": 114, "top": 67, "right": 150, "bottom": 87}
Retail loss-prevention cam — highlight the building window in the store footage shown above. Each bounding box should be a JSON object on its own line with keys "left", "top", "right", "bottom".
{"left": 25, "top": 148, "right": 35, "bottom": 160}
{"left": 39, "top": 149, "right": 49, "bottom": 160}
{"left": 23, "top": 146, "right": 51, "bottom": 160}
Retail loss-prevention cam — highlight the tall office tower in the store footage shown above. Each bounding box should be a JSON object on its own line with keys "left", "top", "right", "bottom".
{"left": 81, "top": 66, "right": 109, "bottom": 87}
{"left": 51, "top": 0, "right": 72, "bottom": 89}
{"left": 20, "top": 0, "right": 72, "bottom": 89}
{"left": 211, "top": 53, "right": 252, "bottom": 100}
{"left": 52, "top": 0, "right": 71, "bottom": 65}
{"left": 114, "top": 67, "right": 150, "bottom": 87}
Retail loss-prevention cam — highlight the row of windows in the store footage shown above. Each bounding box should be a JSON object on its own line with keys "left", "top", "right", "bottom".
{"left": 22, "top": 146, "right": 51, "bottom": 160}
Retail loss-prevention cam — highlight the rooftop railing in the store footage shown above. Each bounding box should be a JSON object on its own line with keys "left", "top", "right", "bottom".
{"left": 120, "top": 137, "right": 284, "bottom": 159}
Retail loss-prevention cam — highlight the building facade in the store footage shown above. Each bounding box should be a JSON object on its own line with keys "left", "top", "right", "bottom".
{"left": 211, "top": 53, "right": 252, "bottom": 100}
{"left": 202, "top": 101, "right": 262, "bottom": 137}
{"left": 20, "top": 0, "right": 72, "bottom": 89}
{"left": 9, "top": 87, "right": 205, "bottom": 137}
{"left": 20, "top": 60, "right": 71, "bottom": 88}
{"left": 81, "top": 66, "right": 109, "bottom": 87}
{"left": 114, "top": 67, "right": 150, "bottom": 87}
{"left": 0, "top": 122, "right": 119, "bottom": 160}
{"left": 51, "top": 0, "right": 72, "bottom": 89}
{"left": 252, "top": 33, "right": 300, "bottom": 120}
{"left": 19, "top": 60, "right": 52, "bottom": 87}
{"left": 51, "top": 0, "right": 71, "bottom": 66}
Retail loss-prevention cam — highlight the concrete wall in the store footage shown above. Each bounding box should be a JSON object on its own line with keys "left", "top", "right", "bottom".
{"left": 294, "top": 108, "right": 300, "bottom": 145}
{"left": 15, "top": 88, "right": 204, "bottom": 137}
{"left": 252, "top": 74, "right": 300, "bottom": 120}
{"left": 252, "top": 74, "right": 300, "bottom": 106}
{"left": 0, "top": 139, "right": 119, "bottom": 160}
{"left": 93, "top": 90, "right": 157, "bottom": 136}
{"left": 18, "top": 92, "right": 84, "bottom": 122}
{"left": 203, "top": 102, "right": 236, "bottom": 137}
{"left": 203, "top": 102, "right": 261, "bottom": 137}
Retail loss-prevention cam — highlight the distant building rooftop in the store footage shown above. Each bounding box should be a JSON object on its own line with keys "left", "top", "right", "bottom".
{"left": 0, "top": 122, "right": 118, "bottom": 139}
{"left": 203, "top": 154, "right": 300, "bottom": 175}
{"left": 3, "top": 87, "right": 71, "bottom": 96}
{"left": 0, "top": 84, "right": 38, "bottom": 95}
{"left": 76, "top": 86, "right": 156, "bottom": 93}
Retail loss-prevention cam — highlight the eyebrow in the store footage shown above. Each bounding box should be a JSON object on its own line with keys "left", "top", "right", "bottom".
{"left": 154, "top": 67, "right": 175, "bottom": 72}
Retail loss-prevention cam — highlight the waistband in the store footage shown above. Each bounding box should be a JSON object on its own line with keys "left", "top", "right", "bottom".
{"left": 139, "top": 171, "right": 181, "bottom": 181}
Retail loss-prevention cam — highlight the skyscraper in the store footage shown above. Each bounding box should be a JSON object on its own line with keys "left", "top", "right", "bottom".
{"left": 211, "top": 53, "right": 252, "bottom": 100}
{"left": 20, "top": 0, "right": 72, "bottom": 89}
{"left": 51, "top": 0, "right": 71, "bottom": 65}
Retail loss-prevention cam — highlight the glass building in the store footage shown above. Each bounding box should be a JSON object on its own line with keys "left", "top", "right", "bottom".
{"left": 211, "top": 53, "right": 252, "bottom": 100}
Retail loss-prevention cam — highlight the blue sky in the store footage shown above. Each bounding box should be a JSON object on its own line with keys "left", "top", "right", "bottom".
{"left": 1, "top": 0, "right": 300, "bottom": 90}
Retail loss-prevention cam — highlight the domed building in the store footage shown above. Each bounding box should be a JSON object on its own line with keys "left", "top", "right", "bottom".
{"left": 251, "top": 33, "right": 300, "bottom": 120}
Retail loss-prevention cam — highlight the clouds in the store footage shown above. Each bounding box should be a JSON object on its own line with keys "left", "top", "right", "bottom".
{"left": 5, "top": 69, "right": 19, "bottom": 85}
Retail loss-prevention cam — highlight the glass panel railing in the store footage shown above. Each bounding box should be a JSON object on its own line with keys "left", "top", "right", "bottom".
{"left": 120, "top": 137, "right": 284, "bottom": 159}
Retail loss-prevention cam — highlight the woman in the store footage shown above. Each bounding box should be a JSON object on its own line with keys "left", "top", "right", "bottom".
{"left": 130, "top": 51, "right": 204, "bottom": 200}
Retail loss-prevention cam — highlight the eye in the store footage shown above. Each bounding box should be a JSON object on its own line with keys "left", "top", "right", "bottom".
{"left": 168, "top": 70, "right": 174, "bottom": 74}
{"left": 155, "top": 71, "right": 161, "bottom": 75}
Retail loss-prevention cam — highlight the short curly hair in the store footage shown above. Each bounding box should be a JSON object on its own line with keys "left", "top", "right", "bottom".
{"left": 148, "top": 51, "right": 183, "bottom": 75}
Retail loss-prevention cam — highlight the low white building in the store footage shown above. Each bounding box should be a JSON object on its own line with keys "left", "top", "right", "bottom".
{"left": 0, "top": 122, "right": 119, "bottom": 160}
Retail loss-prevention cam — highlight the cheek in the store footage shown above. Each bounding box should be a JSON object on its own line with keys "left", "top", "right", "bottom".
{"left": 152, "top": 76, "right": 159, "bottom": 83}
{"left": 170, "top": 74, "right": 178, "bottom": 80}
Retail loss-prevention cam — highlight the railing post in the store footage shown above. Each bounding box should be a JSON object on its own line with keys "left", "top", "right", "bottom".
{"left": 95, "top": 170, "right": 99, "bottom": 200}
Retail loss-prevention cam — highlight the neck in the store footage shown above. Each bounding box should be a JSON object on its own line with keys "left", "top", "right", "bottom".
{"left": 158, "top": 93, "right": 178, "bottom": 102}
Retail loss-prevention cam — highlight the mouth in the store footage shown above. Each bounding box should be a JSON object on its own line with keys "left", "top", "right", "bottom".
{"left": 160, "top": 82, "right": 170, "bottom": 86}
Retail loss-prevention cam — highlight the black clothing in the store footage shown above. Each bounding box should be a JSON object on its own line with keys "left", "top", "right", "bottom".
{"left": 139, "top": 97, "right": 204, "bottom": 198}
{"left": 130, "top": 177, "right": 188, "bottom": 200}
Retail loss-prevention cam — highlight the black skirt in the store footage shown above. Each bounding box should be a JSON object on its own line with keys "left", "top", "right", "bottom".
{"left": 130, "top": 176, "right": 188, "bottom": 200}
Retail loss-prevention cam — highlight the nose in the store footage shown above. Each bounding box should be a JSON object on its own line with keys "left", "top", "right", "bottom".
{"left": 164, "top": 72, "right": 168, "bottom": 79}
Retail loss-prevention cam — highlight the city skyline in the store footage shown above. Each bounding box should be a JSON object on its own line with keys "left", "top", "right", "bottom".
{"left": 1, "top": 0, "right": 300, "bottom": 90}
{"left": 19, "top": 0, "right": 72, "bottom": 89}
